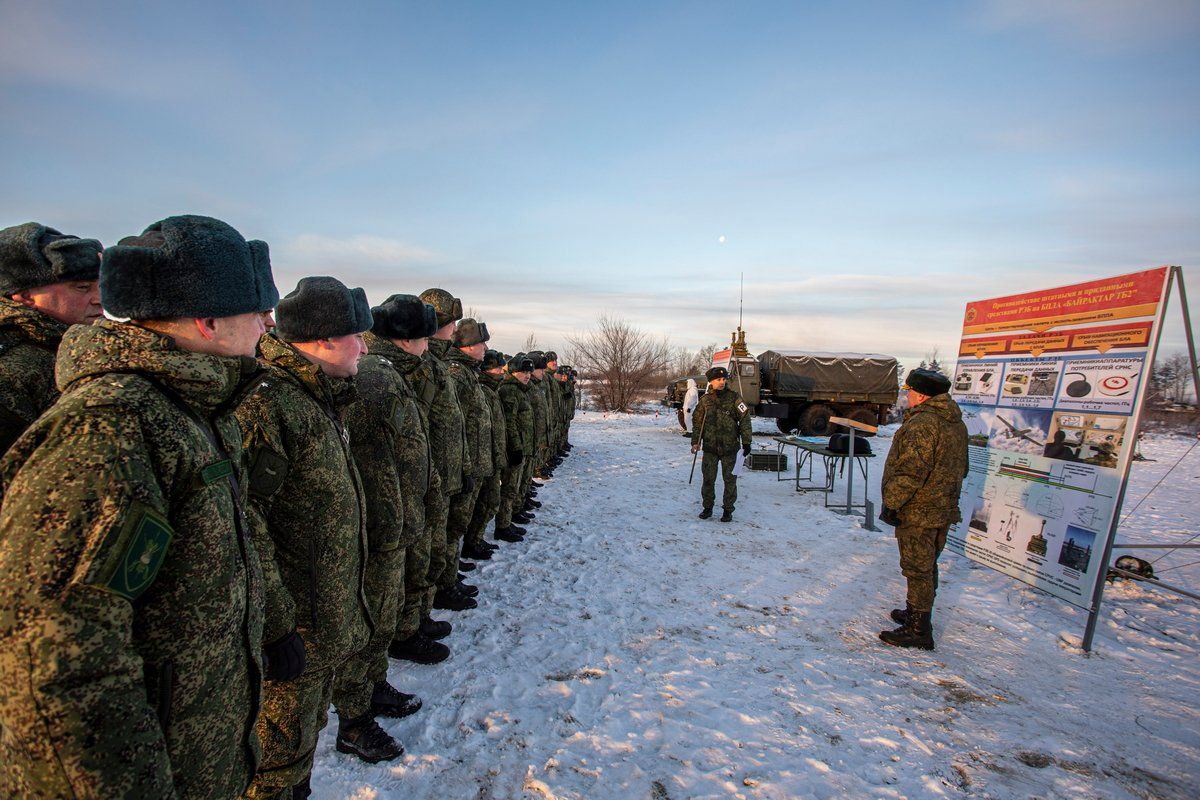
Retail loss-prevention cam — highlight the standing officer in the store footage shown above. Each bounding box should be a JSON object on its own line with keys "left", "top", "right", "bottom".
{"left": 465, "top": 348, "right": 508, "bottom": 558}
{"left": 878, "top": 368, "right": 968, "bottom": 650}
{"left": 691, "top": 365, "right": 752, "bottom": 522}
{"left": 0, "top": 215, "right": 277, "bottom": 798}
{"left": 235, "top": 277, "right": 375, "bottom": 797}
{"left": 446, "top": 319, "right": 493, "bottom": 575}
{"left": 0, "top": 222, "right": 102, "bottom": 457}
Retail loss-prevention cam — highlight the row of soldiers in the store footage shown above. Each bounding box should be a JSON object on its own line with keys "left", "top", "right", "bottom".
{"left": 0, "top": 216, "right": 578, "bottom": 799}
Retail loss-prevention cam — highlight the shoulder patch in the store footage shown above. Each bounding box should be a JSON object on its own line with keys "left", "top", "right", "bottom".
{"left": 91, "top": 500, "right": 174, "bottom": 602}
{"left": 419, "top": 377, "right": 437, "bottom": 405}
{"left": 248, "top": 446, "right": 289, "bottom": 499}
{"left": 737, "top": 402, "right": 748, "bottom": 414}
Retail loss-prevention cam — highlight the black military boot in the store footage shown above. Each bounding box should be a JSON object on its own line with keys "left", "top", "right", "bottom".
{"left": 495, "top": 526, "right": 525, "bottom": 542}
{"left": 456, "top": 579, "right": 479, "bottom": 598}
{"left": 524, "top": 498, "right": 542, "bottom": 509}
{"left": 292, "top": 774, "right": 312, "bottom": 799}
{"left": 889, "top": 605, "right": 911, "bottom": 625}
{"left": 388, "top": 632, "right": 450, "bottom": 664}
{"left": 370, "top": 681, "right": 423, "bottom": 719}
{"left": 531, "top": 480, "right": 544, "bottom": 489}
{"left": 335, "top": 713, "right": 404, "bottom": 763}
{"left": 434, "top": 585, "right": 478, "bottom": 611}
{"left": 513, "top": 511, "right": 533, "bottom": 524}
{"left": 419, "top": 616, "right": 452, "bottom": 640}
{"left": 461, "top": 541, "right": 493, "bottom": 560}
{"left": 459, "top": 559, "right": 476, "bottom": 572}
{"left": 720, "top": 509, "right": 733, "bottom": 522}
{"left": 698, "top": 508, "right": 713, "bottom": 519}
{"left": 879, "top": 611, "right": 934, "bottom": 650}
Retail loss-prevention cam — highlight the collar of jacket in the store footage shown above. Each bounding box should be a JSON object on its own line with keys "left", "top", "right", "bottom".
{"left": 56, "top": 318, "right": 264, "bottom": 415}
{"left": 479, "top": 370, "right": 502, "bottom": 391}
{"left": 427, "top": 336, "right": 453, "bottom": 360}
{"left": 0, "top": 295, "right": 71, "bottom": 349}
{"left": 365, "top": 331, "right": 422, "bottom": 375}
{"left": 905, "top": 392, "right": 961, "bottom": 424}
{"left": 257, "top": 333, "right": 356, "bottom": 409}
{"left": 502, "top": 374, "right": 530, "bottom": 393}
{"left": 446, "top": 346, "right": 482, "bottom": 371}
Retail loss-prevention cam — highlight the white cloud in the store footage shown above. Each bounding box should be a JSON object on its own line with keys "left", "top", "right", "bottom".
{"left": 979, "top": 0, "right": 1200, "bottom": 51}
{"left": 283, "top": 234, "right": 439, "bottom": 267}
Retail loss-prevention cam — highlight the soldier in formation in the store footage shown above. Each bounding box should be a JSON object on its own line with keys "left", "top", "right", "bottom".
{"left": 878, "top": 368, "right": 969, "bottom": 651}
{"left": 0, "top": 214, "right": 580, "bottom": 798}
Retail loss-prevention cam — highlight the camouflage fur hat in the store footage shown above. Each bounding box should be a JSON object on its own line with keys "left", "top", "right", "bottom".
{"left": 453, "top": 317, "right": 490, "bottom": 347}
{"left": 419, "top": 287, "right": 462, "bottom": 328}
{"left": 275, "top": 276, "right": 372, "bottom": 342}
{"left": 0, "top": 222, "right": 102, "bottom": 296}
{"left": 372, "top": 293, "right": 438, "bottom": 340}
{"left": 101, "top": 215, "right": 278, "bottom": 320}
{"left": 528, "top": 351, "right": 548, "bottom": 370}
{"left": 482, "top": 349, "right": 505, "bottom": 370}
{"left": 508, "top": 354, "right": 534, "bottom": 373}
{"left": 544, "top": 350, "right": 558, "bottom": 363}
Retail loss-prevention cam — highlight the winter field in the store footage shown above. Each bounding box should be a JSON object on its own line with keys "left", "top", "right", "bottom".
{"left": 312, "top": 410, "right": 1200, "bottom": 800}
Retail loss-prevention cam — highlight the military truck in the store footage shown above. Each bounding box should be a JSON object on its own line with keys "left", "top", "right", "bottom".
{"left": 663, "top": 328, "right": 899, "bottom": 436}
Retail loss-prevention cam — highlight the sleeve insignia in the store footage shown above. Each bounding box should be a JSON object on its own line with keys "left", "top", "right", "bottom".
{"left": 248, "top": 446, "right": 289, "bottom": 499}
{"left": 91, "top": 500, "right": 174, "bottom": 601}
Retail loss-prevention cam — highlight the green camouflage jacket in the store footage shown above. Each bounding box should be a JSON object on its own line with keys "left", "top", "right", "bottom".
{"left": 529, "top": 375, "right": 549, "bottom": 458}
{"left": 563, "top": 377, "right": 577, "bottom": 420}
{"left": 446, "top": 347, "right": 494, "bottom": 479}
{"left": 498, "top": 375, "right": 533, "bottom": 458}
{"left": 417, "top": 338, "right": 470, "bottom": 494}
{"left": 353, "top": 334, "right": 434, "bottom": 549}
{"left": 235, "top": 334, "right": 372, "bottom": 666}
{"left": 478, "top": 370, "right": 507, "bottom": 471}
{"left": 543, "top": 375, "right": 561, "bottom": 435}
{"left": 882, "top": 393, "right": 970, "bottom": 528}
{"left": 0, "top": 296, "right": 70, "bottom": 457}
{"left": 692, "top": 386, "right": 753, "bottom": 456}
{"left": 0, "top": 319, "right": 265, "bottom": 799}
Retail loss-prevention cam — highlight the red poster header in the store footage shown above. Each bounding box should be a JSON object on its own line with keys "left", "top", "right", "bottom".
{"left": 961, "top": 267, "right": 1169, "bottom": 336}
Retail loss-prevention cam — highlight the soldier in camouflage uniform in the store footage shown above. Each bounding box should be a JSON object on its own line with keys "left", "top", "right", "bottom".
{"left": 525, "top": 352, "right": 551, "bottom": 504}
{"left": 416, "top": 288, "right": 477, "bottom": 612}
{"left": 0, "top": 215, "right": 277, "bottom": 798}
{"left": 468, "top": 349, "right": 509, "bottom": 553}
{"left": 691, "top": 366, "right": 752, "bottom": 522}
{"left": 235, "top": 277, "right": 379, "bottom": 795}
{"left": 495, "top": 355, "right": 534, "bottom": 542}
{"left": 879, "top": 368, "right": 969, "bottom": 650}
{"left": 446, "top": 319, "right": 494, "bottom": 573}
{"left": 0, "top": 222, "right": 102, "bottom": 459}
{"left": 543, "top": 351, "right": 564, "bottom": 465}
{"left": 557, "top": 365, "right": 577, "bottom": 450}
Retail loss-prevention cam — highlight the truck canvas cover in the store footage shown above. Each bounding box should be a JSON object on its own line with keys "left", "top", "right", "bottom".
{"left": 758, "top": 350, "right": 898, "bottom": 400}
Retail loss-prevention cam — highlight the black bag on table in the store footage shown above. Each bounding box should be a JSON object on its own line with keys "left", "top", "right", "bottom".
{"left": 827, "top": 433, "right": 872, "bottom": 455}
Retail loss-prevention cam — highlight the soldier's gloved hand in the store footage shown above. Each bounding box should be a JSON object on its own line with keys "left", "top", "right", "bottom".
{"left": 691, "top": 444, "right": 700, "bottom": 454}
{"left": 508, "top": 449, "right": 524, "bottom": 467}
{"left": 461, "top": 475, "right": 476, "bottom": 494}
{"left": 879, "top": 506, "right": 900, "bottom": 527}
{"left": 742, "top": 444, "right": 751, "bottom": 456}
{"left": 263, "top": 629, "right": 305, "bottom": 682}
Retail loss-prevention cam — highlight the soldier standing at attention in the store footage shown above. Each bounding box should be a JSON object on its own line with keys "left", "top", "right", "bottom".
{"left": 445, "top": 319, "right": 493, "bottom": 579}
{"left": 691, "top": 365, "right": 752, "bottom": 522}
{"left": 495, "top": 355, "right": 535, "bottom": 543}
{"left": 418, "top": 288, "right": 477, "bottom": 611}
{"left": 878, "top": 368, "right": 969, "bottom": 651}
{"left": 464, "top": 348, "right": 508, "bottom": 559}
{"left": 0, "top": 215, "right": 277, "bottom": 798}
{"left": 0, "top": 222, "right": 102, "bottom": 458}
{"left": 235, "top": 277, "right": 376, "bottom": 797}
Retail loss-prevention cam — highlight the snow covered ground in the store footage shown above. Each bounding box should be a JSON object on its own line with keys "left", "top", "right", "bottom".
{"left": 312, "top": 410, "right": 1200, "bottom": 800}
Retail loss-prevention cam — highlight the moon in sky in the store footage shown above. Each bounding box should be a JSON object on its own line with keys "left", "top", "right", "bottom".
{"left": 718, "top": 235, "right": 726, "bottom": 244}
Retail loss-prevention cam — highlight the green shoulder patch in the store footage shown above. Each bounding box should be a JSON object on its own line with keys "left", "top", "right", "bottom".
{"left": 248, "top": 446, "right": 288, "bottom": 499}
{"left": 200, "top": 459, "right": 234, "bottom": 485}
{"left": 92, "top": 501, "right": 174, "bottom": 601}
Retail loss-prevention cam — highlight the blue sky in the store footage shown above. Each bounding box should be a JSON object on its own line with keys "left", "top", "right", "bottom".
{"left": 2, "top": 0, "right": 1197, "bottom": 364}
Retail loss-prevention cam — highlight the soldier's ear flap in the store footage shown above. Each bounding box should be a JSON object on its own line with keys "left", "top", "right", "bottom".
{"left": 98, "top": 244, "right": 173, "bottom": 318}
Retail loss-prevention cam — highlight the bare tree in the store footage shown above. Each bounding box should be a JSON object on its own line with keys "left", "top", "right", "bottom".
{"left": 924, "top": 346, "right": 944, "bottom": 375}
{"left": 669, "top": 342, "right": 719, "bottom": 377}
{"left": 567, "top": 315, "right": 673, "bottom": 412}
{"left": 522, "top": 332, "right": 540, "bottom": 353}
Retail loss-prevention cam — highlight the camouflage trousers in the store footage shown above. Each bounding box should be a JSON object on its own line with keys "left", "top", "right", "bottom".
{"left": 247, "top": 667, "right": 335, "bottom": 799}
{"left": 333, "top": 544, "right": 405, "bottom": 719}
{"left": 467, "top": 473, "right": 501, "bottom": 547}
{"left": 396, "top": 535, "right": 432, "bottom": 640}
{"left": 422, "top": 474, "right": 453, "bottom": 604}
{"left": 700, "top": 450, "right": 738, "bottom": 511}
{"left": 497, "top": 462, "right": 524, "bottom": 528}
{"left": 441, "top": 483, "right": 481, "bottom": 589}
{"left": 895, "top": 523, "right": 949, "bottom": 613}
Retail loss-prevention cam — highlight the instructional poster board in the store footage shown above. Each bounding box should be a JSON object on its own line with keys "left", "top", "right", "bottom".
{"left": 948, "top": 268, "right": 1172, "bottom": 608}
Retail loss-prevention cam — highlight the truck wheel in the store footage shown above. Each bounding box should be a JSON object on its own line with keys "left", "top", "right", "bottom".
{"left": 776, "top": 417, "right": 800, "bottom": 434}
{"left": 848, "top": 407, "right": 879, "bottom": 435}
{"left": 801, "top": 404, "right": 833, "bottom": 436}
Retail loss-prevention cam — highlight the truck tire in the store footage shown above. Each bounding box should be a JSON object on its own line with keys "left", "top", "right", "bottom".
{"left": 801, "top": 404, "right": 833, "bottom": 436}
{"left": 776, "top": 416, "right": 800, "bottom": 435}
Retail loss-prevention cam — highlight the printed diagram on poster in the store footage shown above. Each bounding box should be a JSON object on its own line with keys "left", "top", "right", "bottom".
{"left": 948, "top": 267, "right": 1171, "bottom": 609}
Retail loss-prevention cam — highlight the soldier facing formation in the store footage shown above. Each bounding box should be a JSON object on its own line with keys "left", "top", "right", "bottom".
{"left": 0, "top": 216, "right": 578, "bottom": 798}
